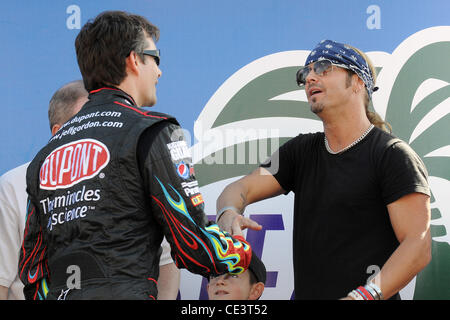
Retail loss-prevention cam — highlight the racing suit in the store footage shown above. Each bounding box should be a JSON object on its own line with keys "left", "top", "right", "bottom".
{"left": 18, "top": 87, "right": 251, "bottom": 300}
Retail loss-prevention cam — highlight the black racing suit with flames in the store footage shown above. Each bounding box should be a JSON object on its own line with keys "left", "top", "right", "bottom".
{"left": 18, "top": 87, "right": 251, "bottom": 299}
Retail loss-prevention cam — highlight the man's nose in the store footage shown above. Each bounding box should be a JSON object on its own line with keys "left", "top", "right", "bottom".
{"left": 215, "top": 275, "right": 228, "bottom": 286}
{"left": 305, "top": 69, "right": 318, "bottom": 85}
{"left": 157, "top": 65, "right": 162, "bottom": 78}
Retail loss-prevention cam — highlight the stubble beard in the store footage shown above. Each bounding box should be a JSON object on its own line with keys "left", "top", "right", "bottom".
{"left": 310, "top": 97, "right": 324, "bottom": 114}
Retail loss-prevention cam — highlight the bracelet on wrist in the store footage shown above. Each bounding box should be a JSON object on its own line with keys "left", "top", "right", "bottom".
{"left": 347, "top": 290, "right": 364, "bottom": 300}
{"left": 357, "top": 286, "right": 375, "bottom": 300}
{"left": 216, "top": 206, "right": 241, "bottom": 223}
{"left": 364, "top": 283, "right": 379, "bottom": 300}
{"left": 365, "top": 282, "right": 383, "bottom": 300}
{"left": 347, "top": 283, "right": 383, "bottom": 301}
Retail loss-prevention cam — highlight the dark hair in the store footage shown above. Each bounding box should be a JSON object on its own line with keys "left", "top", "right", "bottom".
{"left": 48, "top": 80, "right": 88, "bottom": 130}
{"left": 75, "top": 11, "right": 159, "bottom": 91}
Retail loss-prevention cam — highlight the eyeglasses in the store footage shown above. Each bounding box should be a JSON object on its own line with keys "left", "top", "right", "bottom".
{"left": 296, "top": 59, "right": 349, "bottom": 87}
{"left": 142, "top": 49, "right": 160, "bottom": 66}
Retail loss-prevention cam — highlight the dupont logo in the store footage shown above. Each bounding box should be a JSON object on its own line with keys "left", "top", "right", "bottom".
{"left": 40, "top": 139, "right": 110, "bottom": 190}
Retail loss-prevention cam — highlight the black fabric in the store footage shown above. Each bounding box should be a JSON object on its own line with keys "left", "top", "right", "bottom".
{"left": 19, "top": 87, "right": 252, "bottom": 300}
{"left": 248, "top": 253, "right": 266, "bottom": 284}
{"left": 261, "top": 127, "right": 429, "bottom": 300}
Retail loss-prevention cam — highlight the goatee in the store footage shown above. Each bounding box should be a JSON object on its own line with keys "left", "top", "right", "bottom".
{"left": 310, "top": 101, "right": 324, "bottom": 114}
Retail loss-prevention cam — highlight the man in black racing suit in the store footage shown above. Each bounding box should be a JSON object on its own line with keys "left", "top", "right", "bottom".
{"left": 18, "top": 11, "right": 256, "bottom": 300}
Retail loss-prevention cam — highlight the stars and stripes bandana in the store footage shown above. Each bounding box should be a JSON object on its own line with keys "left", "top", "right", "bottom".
{"left": 305, "top": 40, "right": 377, "bottom": 97}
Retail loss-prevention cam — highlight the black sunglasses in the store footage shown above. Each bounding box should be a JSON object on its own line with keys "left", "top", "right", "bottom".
{"left": 142, "top": 49, "right": 160, "bottom": 66}
{"left": 296, "top": 59, "right": 349, "bottom": 87}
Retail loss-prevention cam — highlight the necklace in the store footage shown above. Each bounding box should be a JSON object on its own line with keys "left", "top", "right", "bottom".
{"left": 324, "top": 124, "right": 374, "bottom": 154}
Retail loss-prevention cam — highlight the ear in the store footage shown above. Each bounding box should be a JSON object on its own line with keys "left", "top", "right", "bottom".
{"left": 352, "top": 75, "right": 365, "bottom": 93}
{"left": 51, "top": 124, "right": 61, "bottom": 136}
{"left": 125, "top": 51, "right": 140, "bottom": 76}
{"left": 248, "top": 282, "right": 265, "bottom": 300}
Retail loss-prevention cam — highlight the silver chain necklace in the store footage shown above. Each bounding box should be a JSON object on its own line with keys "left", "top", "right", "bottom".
{"left": 324, "top": 124, "right": 374, "bottom": 154}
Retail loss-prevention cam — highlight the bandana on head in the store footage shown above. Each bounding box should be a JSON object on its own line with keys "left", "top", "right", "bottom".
{"left": 304, "top": 40, "right": 377, "bottom": 97}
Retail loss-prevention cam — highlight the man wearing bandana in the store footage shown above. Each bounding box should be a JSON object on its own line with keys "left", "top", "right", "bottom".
{"left": 216, "top": 40, "right": 431, "bottom": 300}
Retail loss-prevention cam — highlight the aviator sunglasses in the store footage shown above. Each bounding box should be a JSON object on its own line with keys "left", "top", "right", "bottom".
{"left": 296, "top": 59, "right": 349, "bottom": 87}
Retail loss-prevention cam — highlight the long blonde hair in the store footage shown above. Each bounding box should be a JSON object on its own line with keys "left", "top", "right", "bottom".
{"left": 348, "top": 45, "right": 392, "bottom": 133}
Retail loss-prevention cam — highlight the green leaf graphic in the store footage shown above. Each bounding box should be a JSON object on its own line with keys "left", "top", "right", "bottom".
{"left": 212, "top": 67, "right": 315, "bottom": 128}
{"left": 385, "top": 41, "right": 450, "bottom": 300}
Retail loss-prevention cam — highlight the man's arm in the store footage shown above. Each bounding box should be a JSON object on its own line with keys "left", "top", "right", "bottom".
{"left": 157, "top": 237, "right": 180, "bottom": 300}
{"left": 0, "top": 286, "right": 8, "bottom": 300}
{"left": 157, "top": 263, "right": 180, "bottom": 300}
{"left": 216, "top": 167, "right": 285, "bottom": 234}
{"left": 18, "top": 199, "right": 49, "bottom": 300}
{"left": 355, "top": 192, "right": 431, "bottom": 300}
{"left": 140, "top": 121, "right": 253, "bottom": 278}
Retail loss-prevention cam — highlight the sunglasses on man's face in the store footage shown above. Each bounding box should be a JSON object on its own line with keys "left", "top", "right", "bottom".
{"left": 296, "top": 59, "right": 349, "bottom": 87}
{"left": 142, "top": 49, "right": 160, "bottom": 66}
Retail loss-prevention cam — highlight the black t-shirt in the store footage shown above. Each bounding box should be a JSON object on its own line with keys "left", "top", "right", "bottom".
{"left": 261, "top": 127, "right": 430, "bottom": 300}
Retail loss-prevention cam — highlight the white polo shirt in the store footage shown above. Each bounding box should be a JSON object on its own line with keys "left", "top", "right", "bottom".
{"left": 0, "top": 162, "right": 29, "bottom": 300}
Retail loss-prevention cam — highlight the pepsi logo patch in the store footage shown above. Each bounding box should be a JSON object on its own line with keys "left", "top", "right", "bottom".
{"left": 176, "top": 161, "right": 190, "bottom": 179}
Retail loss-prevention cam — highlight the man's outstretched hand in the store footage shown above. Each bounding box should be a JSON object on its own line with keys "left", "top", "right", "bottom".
{"left": 218, "top": 210, "right": 262, "bottom": 236}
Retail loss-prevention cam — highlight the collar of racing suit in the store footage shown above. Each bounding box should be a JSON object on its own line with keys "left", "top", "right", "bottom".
{"left": 88, "top": 86, "right": 137, "bottom": 107}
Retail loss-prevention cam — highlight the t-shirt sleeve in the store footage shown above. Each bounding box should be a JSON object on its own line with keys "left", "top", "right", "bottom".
{"left": 260, "top": 136, "right": 299, "bottom": 193}
{"left": 378, "top": 140, "right": 430, "bottom": 205}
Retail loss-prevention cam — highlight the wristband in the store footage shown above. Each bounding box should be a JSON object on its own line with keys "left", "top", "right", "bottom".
{"left": 216, "top": 206, "right": 241, "bottom": 223}
{"left": 348, "top": 284, "right": 382, "bottom": 301}
{"left": 347, "top": 290, "right": 365, "bottom": 300}
{"left": 363, "top": 283, "right": 379, "bottom": 300}
{"left": 366, "top": 282, "right": 383, "bottom": 300}
{"left": 357, "top": 286, "right": 374, "bottom": 300}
